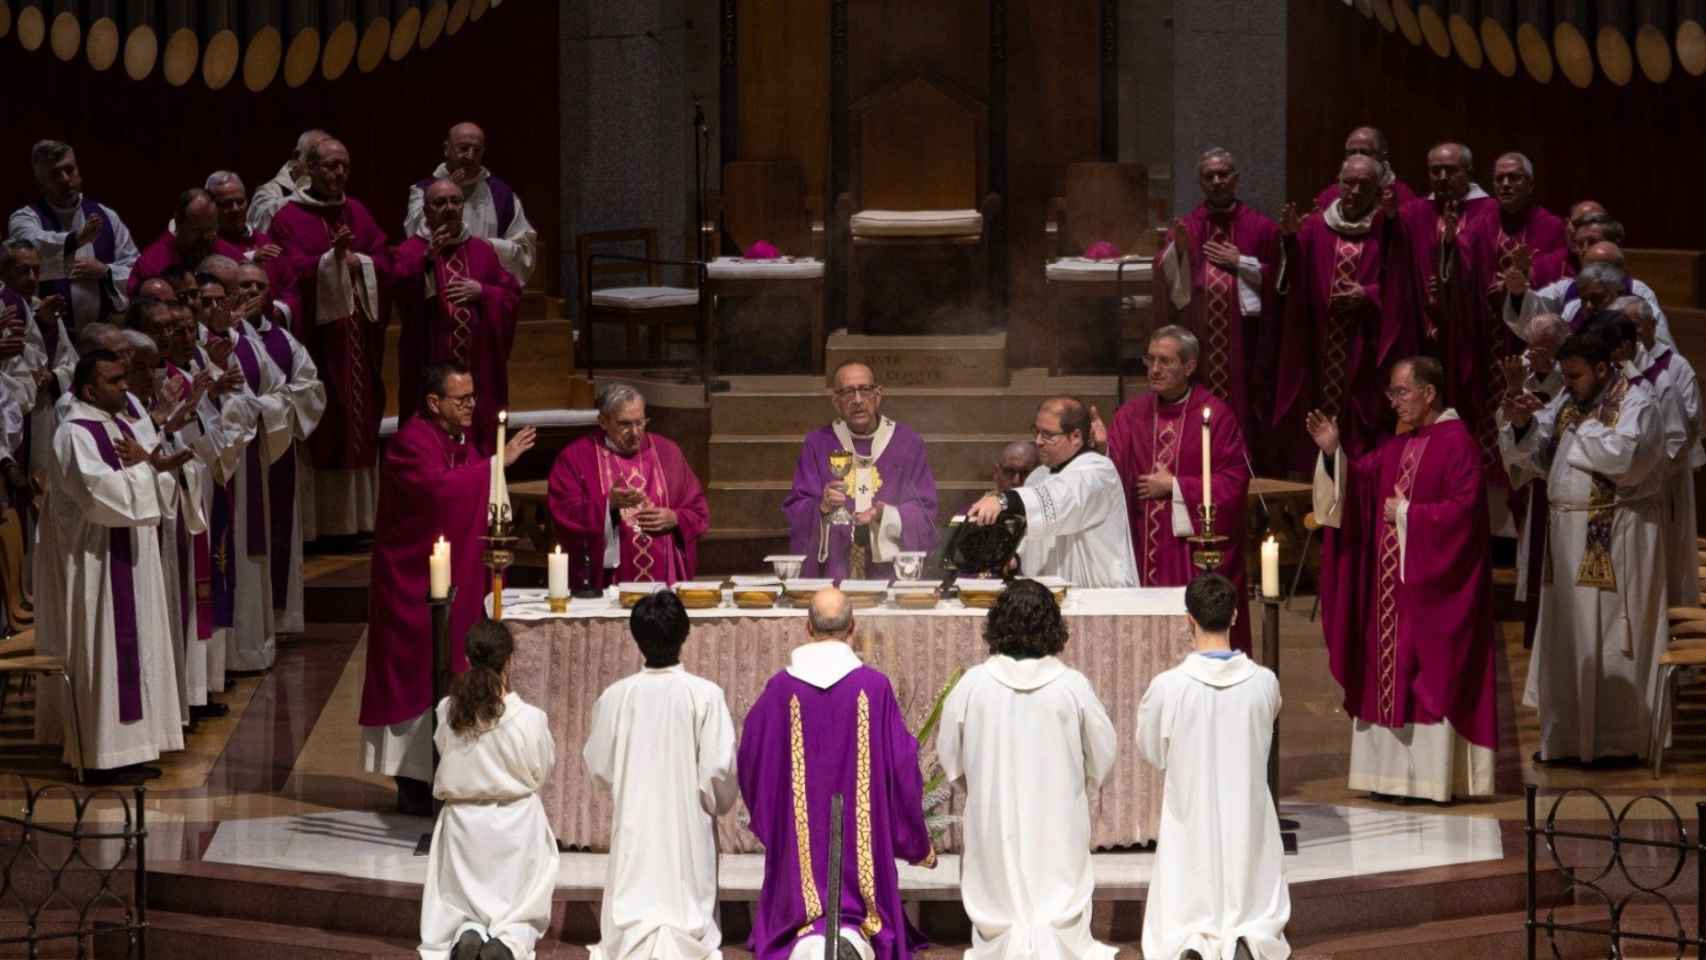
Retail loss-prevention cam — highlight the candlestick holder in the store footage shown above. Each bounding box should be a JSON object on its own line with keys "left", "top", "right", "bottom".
{"left": 415, "top": 585, "right": 458, "bottom": 856}
{"left": 1186, "top": 501, "right": 1229, "bottom": 572}
{"left": 547, "top": 596, "right": 569, "bottom": 614}
{"left": 484, "top": 502, "right": 518, "bottom": 621}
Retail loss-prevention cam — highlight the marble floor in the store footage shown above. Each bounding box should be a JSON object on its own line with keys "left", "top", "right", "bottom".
{"left": 197, "top": 802, "right": 1508, "bottom": 892}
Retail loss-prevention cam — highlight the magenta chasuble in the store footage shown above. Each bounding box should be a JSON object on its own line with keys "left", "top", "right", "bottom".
{"left": 547, "top": 433, "right": 708, "bottom": 589}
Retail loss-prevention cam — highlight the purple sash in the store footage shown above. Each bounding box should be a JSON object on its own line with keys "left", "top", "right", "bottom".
{"left": 257, "top": 323, "right": 297, "bottom": 601}
{"left": 416, "top": 175, "right": 517, "bottom": 235}
{"left": 233, "top": 338, "right": 268, "bottom": 558}
{"left": 1642, "top": 348, "right": 1674, "bottom": 386}
{"left": 31, "top": 198, "right": 118, "bottom": 319}
{"left": 203, "top": 350, "right": 237, "bottom": 629}
{"left": 71, "top": 417, "right": 143, "bottom": 724}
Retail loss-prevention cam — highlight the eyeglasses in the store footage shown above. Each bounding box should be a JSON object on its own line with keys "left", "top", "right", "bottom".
{"left": 439, "top": 393, "right": 476, "bottom": 407}
{"left": 1386, "top": 386, "right": 1420, "bottom": 401}
{"left": 1034, "top": 428, "right": 1068, "bottom": 442}
{"left": 834, "top": 385, "right": 880, "bottom": 400}
{"left": 609, "top": 418, "right": 648, "bottom": 431}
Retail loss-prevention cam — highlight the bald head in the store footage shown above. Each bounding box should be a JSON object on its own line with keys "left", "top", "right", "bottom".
{"left": 197, "top": 254, "right": 241, "bottom": 295}
{"left": 1344, "top": 126, "right": 1389, "bottom": 161}
{"left": 995, "top": 440, "right": 1039, "bottom": 493}
{"left": 445, "top": 122, "right": 487, "bottom": 179}
{"left": 1569, "top": 200, "right": 1606, "bottom": 224}
{"left": 1426, "top": 142, "right": 1473, "bottom": 202}
{"left": 423, "top": 178, "right": 467, "bottom": 233}
{"left": 1583, "top": 241, "right": 1625, "bottom": 269}
{"left": 137, "top": 277, "right": 176, "bottom": 303}
{"left": 306, "top": 138, "right": 350, "bottom": 200}
{"left": 807, "top": 588, "right": 854, "bottom": 639}
{"left": 1338, "top": 154, "right": 1381, "bottom": 218}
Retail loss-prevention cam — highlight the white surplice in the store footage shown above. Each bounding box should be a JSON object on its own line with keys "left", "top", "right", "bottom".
{"left": 52, "top": 399, "right": 183, "bottom": 769}
{"left": 1506, "top": 277, "right": 1674, "bottom": 348}
{"left": 247, "top": 162, "right": 303, "bottom": 236}
{"left": 7, "top": 200, "right": 138, "bottom": 330}
{"left": 1137, "top": 652, "right": 1290, "bottom": 960}
{"left": 583, "top": 665, "right": 738, "bottom": 960}
{"left": 155, "top": 409, "right": 212, "bottom": 715}
{"left": 419, "top": 692, "right": 559, "bottom": 960}
{"left": 1501, "top": 378, "right": 1669, "bottom": 762}
{"left": 937, "top": 655, "right": 1118, "bottom": 960}
{"left": 16, "top": 294, "right": 78, "bottom": 471}
{"left": 254, "top": 305, "right": 327, "bottom": 634}
{"left": 1635, "top": 342, "right": 1704, "bottom": 607}
{"left": 404, "top": 165, "right": 538, "bottom": 284}
{"left": 1513, "top": 363, "right": 1566, "bottom": 605}
{"left": 180, "top": 343, "right": 256, "bottom": 693}
{"left": 1015, "top": 451, "right": 1137, "bottom": 587}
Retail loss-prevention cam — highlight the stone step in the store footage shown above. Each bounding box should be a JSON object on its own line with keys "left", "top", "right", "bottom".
{"left": 147, "top": 910, "right": 420, "bottom": 959}
{"left": 709, "top": 433, "right": 1028, "bottom": 483}
{"left": 709, "top": 378, "right": 1121, "bottom": 436}
{"left": 825, "top": 330, "right": 1009, "bottom": 388}
{"left": 707, "top": 480, "right": 990, "bottom": 533}
{"left": 1290, "top": 903, "right": 1689, "bottom": 959}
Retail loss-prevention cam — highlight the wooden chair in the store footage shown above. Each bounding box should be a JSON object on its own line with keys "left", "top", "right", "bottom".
{"left": 1650, "top": 609, "right": 1706, "bottom": 776}
{"left": 575, "top": 228, "right": 703, "bottom": 376}
{"left": 837, "top": 75, "right": 1001, "bottom": 334}
{"left": 1042, "top": 162, "right": 1155, "bottom": 373}
{"left": 0, "top": 630, "right": 85, "bottom": 783}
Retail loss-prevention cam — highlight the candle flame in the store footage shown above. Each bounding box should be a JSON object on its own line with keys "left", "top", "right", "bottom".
{"left": 1265, "top": 534, "right": 1276, "bottom": 545}
{"left": 553, "top": 544, "right": 563, "bottom": 554}
{"left": 1202, "top": 407, "right": 1211, "bottom": 422}
{"left": 498, "top": 410, "right": 508, "bottom": 424}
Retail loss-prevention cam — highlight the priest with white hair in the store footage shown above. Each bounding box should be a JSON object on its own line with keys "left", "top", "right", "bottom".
{"left": 403, "top": 122, "right": 537, "bottom": 284}
{"left": 966, "top": 396, "right": 1136, "bottom": 588}
{"left": 1618, "top": 294, "right": 1702, "bottom": 607}
{"left": 248, "top": 129, "right": 328, "bottom": 235}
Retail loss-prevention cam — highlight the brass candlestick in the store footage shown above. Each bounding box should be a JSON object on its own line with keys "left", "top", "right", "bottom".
{"left": 1186, "top": 500, "right": 1229, "bottom": 572}
{"left": 484, "top": 502, "right": 518, "bottom": 620}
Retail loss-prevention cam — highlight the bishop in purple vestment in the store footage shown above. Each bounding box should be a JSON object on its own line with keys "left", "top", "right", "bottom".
{"left": 548, "top": 384, "right": 708, "bottom": 589}
{"left": 739, "top": 588, "right": 935, "bottom": 960}
{"left": 1276, "top": 156, "right": 1417, "bottom": 469}
{"left": 1104, "top": 327, "right": 1252, "bottom": 651}
{"left": 1155, "top": 149, "right": 1281, "bottom": 452}
{"left": 784, "top": 362, "right": 937, "bottom": 580}
{"left": 1308, "top": 357, "right": 1500, "bottom": 802}
{"left": 392, "top": 179, "right": 521, "bottom": 456}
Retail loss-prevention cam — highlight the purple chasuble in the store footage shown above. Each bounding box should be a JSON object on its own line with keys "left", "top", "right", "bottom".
{"left": 71, "top": 417, "right": 144, "bottom": 723}
{"left": 1319, "top": 416, "right": 1500, "bottom": 749}
{"left": 738, "top": 664, "right": 934, "bottom": 960}
{"left": 783, "top": 423, "right": 938, "bottom": 580}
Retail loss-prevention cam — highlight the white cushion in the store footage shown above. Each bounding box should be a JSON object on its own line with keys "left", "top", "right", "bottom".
{"left": 850, "top": 209, "right": 983, "bottom": 238}
{"left": 706, "top": 257, "right": 826, "bottom": 280}
{"left": 1045, "top": 257, "right": 1154, "bottom": 282}
{"left": 380, "top": 408, "right": 600, "bottom": 439}
{"left": 590, "top": 286, "right": 700, "bottom": 309}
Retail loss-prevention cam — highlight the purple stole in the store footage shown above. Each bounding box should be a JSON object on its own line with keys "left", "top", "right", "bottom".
{"left": 233, "top": 337, "right": 268, "bottom": 558}
{"left": 30, "top": 198, "right": 118, "bottom": 319}
{"left": 201, "top": 352, "right": 238, "bottom": 629}
{"left": 416, "top": 175, "right": 517, "bottom": 234}
{"left": 257, "top": 322, "right": 297, "bottom": 601}
{"left": 71, "top": 416, "right": 143, "bottom": 723}
{"left": 1642, "top": 348, "right": 1674, "bottom": 386}
{"left": 166, "top": 360, "right": 215, "bottom": 639}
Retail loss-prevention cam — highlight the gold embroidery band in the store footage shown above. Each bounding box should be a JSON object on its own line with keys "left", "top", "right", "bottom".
{"left": 790, "top": 695, "right": 823, "bottom": 934}
{"left": 1551, "top": 376, "right": 1630, "bottom": 591}
{"left": 855, "top": 691, "right": 881, "bottom": 938}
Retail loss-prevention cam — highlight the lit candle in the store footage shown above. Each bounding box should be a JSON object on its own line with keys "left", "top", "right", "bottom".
{"left": 1261, "top": 535, "right": 1280, "bottom": 598}
{"left": 548, "top": 544, "right": 569, "bottom": 599}
{"left": 1201, "top": 407, "right": 1212, "bottom": 521}
{"left": 496, "top": 409, "right": 507, "bottom": 457}
{"left": 429, "top": 536, "right": 451, "bottom": 599}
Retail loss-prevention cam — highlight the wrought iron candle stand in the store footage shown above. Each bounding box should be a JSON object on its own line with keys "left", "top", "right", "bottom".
{"left": 484, "top": 502, "right": 518, "bottom": 622}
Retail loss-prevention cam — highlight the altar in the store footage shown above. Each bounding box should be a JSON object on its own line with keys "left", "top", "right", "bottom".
{"left": 496, "top": 586, "right": 1193, "bottom": 853}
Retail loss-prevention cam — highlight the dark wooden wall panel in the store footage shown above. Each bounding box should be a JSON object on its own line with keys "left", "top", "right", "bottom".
{"left": 736, "top": 0, "right": 830, "bottom": 203}
{"left": 0, "top": 5, "right": 559, "bottom": 292}
{"left": 847, "top": 0, "right": 989, "bottom": 102}
{"left": 1288, "top": 4, "right": 1706, "bottom": 250}
{"left": 1006, "top": 0, "right": 1101, "bottom": 367}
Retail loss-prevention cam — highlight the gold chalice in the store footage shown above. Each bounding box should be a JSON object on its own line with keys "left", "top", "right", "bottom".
{"left": 827, "top": 448, "right": 855, "bottom": 526}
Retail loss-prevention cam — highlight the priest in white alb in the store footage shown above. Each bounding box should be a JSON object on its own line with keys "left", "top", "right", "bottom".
{"left": 965, "top": 396, "right": 1136, "bottom": 587}
{"left": 937, "top": 578, "right": 1118, "bottom": 960}
{"left": 1500, "top": 325, "right": 1668, "bottom": 764}
{"left": 1617, "top": 295, "right": 1702, "bottom": 607}
{"left": 404, "top": 122, "right": 538, "bottom": 285}
{"left": 52, "top": 350, "right": 183, "bottom": 781}
{"left": 584, "top": 591, "right": 738, "bottom": 960}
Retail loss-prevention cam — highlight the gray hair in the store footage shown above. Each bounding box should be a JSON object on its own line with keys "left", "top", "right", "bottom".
{"left": 204, "top": 170, "right": 244, "bottom": 193}
{"left": 294, "top": 129, "right": 330, "bottom": 163}
{"left": 807, "top": 595, "right": 853, "bottom": 635}
{"left": 1525, "top": 312, "right": 1570, "bottom": 347}
{"left": 196, "top": 254, "right": 241, "bottom": 282}
{"left": 1197, "top": 147, "right": 1237, "bottom": 174}
{"left": 77, "top": 321, "right": 120, "bottom": 355}
{"left": 1577, "top": 261, "right": 1627, "bottom": 290}
{"left": 596, "top": 382, "right": 644, "bottom": 417}
{"left": 1610, "top": 294, "right": 1652, "bottom": 322}
{"left": 30, "top": 139, "right": 73, "bottom": 174}
{"left": 1150, "top": 324, "right": 1201, "bottom": 364}
{"left": 1496, "top": 151, "right": 1534, "bottom": 178}
{"left": 122, "top": 330, "right": 158, "bottom": 355}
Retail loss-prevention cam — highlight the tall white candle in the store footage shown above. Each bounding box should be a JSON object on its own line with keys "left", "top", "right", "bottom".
{"left": 1201, "top": 407, "right": 1212, "bottom": 523}
{"left": 548, "top": 544, "right": 569, "bottom": 599}
{"left": 1261, "top": 535, "right": 1280, "bottom": 598}
{"left": 496, "top": 409, "right": 507, "bottom": 458}
{"left": 429, "top": 536, "right": 451, "bottom": 599}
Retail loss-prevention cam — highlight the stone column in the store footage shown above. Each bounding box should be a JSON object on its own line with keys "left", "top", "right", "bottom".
{"left": 1170, "top": 1, "right": 1288, "bottom": 217}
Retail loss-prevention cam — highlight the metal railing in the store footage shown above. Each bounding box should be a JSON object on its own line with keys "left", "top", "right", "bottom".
{"left": 1526, "top": 783, "right": 1703, "bottom": 959}
{"left": 0, "top": 776, "right": 146, "bottom": 959}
